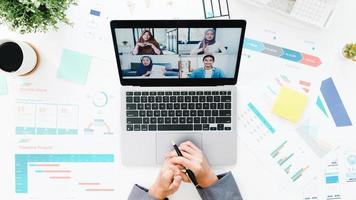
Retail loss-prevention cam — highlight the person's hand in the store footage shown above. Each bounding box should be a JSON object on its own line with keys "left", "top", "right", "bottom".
{"left": 144, "top": 72, "right": 151, "bottom": 77}
{"left": 200, "top": 43, "right": 208, "bottom": 53}
{"left": 136, "top": 42, "right": 145, "bottom": 47}
{"left": 148, "top": 159, "right": 182, "bottom": 200}
{"left": 166, "top": 141, "right": 218, "bottom": 188}
{"left": 203, "top": 44, "right": 210, "bottom": 53}
{"left": 145, "top": 42, "right": 153, "bottom": 47}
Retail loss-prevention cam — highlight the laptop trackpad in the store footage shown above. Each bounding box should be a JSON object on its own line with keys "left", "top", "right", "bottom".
{"left": 156, "top": 133, "right": 202, "bottom": 164}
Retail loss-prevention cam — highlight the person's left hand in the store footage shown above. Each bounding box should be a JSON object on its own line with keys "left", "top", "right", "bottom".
{"left": 166, "top": 141, "right": 218, "bottom": 188}
{"left": 148, "top": 159, "right": 183, "bottom": 200}
{"left": 203, "top": 45, "right": 209, "bottom": 54}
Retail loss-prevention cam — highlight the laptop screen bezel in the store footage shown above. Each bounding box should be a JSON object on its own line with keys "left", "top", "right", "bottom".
{"left": 110, "top": 20, "right": 246, "bottom": 86}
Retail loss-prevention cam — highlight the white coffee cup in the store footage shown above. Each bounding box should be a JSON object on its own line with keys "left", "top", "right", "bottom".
{"left": 0, "top": 39, "right": 38, "bottom": 76}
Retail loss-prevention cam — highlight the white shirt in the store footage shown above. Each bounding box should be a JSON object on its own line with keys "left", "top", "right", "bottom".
{"left": 190, "top": 41, "right": 227, "bottom": 55}
{"left": 205, "top": 68, "right": 213, "bottom": 78}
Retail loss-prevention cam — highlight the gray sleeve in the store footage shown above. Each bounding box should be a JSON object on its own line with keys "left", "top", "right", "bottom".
{"left": 197, "top": 172, "right": 243, "bottom": 200}
{"left": 127, "top": 184, "right": 167, "bottom": 200}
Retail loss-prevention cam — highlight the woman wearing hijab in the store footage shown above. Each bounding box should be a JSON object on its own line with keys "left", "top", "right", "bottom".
{"left": 190, "top": 29, "right": 227, "bottom": 55}
{"left": 136, "top": 56, "right": 153, "bottom": 76}
{"left": 132, "top": 30, "right": 162, "bottom": 55}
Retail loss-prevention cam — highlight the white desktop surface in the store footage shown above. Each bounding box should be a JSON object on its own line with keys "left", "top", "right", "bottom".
{"left": 1, "top": 0, "right": 356, "bottom": 199}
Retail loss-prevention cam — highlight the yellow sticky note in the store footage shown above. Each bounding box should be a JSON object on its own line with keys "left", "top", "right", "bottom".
{"left": 272, "top": 87, "right": 308, "bottom": 123}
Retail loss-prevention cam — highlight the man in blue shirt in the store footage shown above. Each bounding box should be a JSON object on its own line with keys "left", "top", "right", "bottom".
{"left": 189, "top": 55, "right": 225, "bottom": 79}
{"left": 128, "top": 141, "right": 243, "bottom": 200}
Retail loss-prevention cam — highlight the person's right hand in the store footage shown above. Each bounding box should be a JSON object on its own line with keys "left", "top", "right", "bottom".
{"left": 148, "top": 159, "right": 182, "bottom": 200}
{"left": 136, "top": 42, "right": 145, "bottom": 47}
{"left": 200, "top": 43, "right": 208, "bottom": 53}
{"left": 166, "top": 141, "right": 218, "bottom": 188}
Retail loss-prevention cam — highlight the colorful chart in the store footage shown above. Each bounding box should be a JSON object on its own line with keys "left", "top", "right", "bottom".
{"left": 16, "top": 102, "right": 79, "bottom": 135}
{"left": 84, "top": 118, "right": 113, "bottom": 135}
{"left": 15, "top": 154, "right": 114, "bottom": 193}
{"left": 345, "top": 153, "right": 356, "bottom": 183}
{"left": 243, "top": 38, "right": 322, "bottom": 67}
{"left": 270, "top": 140, "right": 310, "bottom": 182}
{"left": 247, "top": 102, "right": 276, "bottom": 134}
{"left": 325, "top": 159, "right": 339, "bottom": 184}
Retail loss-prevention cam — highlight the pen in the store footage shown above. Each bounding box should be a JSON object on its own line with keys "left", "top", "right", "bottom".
{"left": 171, "top": 141, "right": 200, "bottom": 188}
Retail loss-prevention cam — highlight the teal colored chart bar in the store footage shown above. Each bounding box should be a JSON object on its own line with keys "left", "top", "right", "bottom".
{"left": 280, "top": 48, "right": 303, "bottom": 62}
{"left": 16, "top": 127, "right": 36, "bottom": 135}
{"left": 36, "top": 128, "right": 57, "bottom": 135}
{"left": 57, "top": 128, "right": 78, "bottom": 135}
{"left": 326, "top": 175, "right": 339, "bottom": 184}
{"left": 271, "top": 140, "right": 287, "bottom": 158}
{"left": 243, "top": 38, "right": 265, "bottom": 52}
{"left": 15, "top": 154, "right": 114, "bottom": 193}
{"left": 248, "top": 103, "right": 275, "bottom": 134}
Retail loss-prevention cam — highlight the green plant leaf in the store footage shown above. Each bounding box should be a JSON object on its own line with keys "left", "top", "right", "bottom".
{"left": 0, "top": 0, "right": 77, "bottom": 34}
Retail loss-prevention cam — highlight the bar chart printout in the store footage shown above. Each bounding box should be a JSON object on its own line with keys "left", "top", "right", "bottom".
{"left": 15, "top": 154, "right": 116, "bottom": 199}
{"left": 270, "top": 140, "right": 309, "bottom": 182}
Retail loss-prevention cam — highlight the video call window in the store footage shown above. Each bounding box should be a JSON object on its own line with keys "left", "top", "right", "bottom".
{"left": 115, "top": 27, "right": 241, "bottom": 80}
{"left": 178, "top": 28, "right": 215, "bottom": 44}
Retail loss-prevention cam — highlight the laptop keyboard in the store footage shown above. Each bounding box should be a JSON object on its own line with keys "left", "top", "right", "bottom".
{"left": 126, "top": 90, "right": 232, "bottom": 131}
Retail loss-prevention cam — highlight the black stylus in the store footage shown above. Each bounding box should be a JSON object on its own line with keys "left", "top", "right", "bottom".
{"left": 171, "top": 141, "right": 200, "bottom": 188}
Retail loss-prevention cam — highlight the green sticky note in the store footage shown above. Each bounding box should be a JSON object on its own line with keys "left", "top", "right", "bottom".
{"left": 0, "top": 75, "right": 8, "bottom": 95}
{"left": 57, "top": 49, "right": 92, "bottom": 84}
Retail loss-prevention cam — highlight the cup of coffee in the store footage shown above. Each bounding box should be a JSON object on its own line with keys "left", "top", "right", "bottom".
{"left": 0, "top": 39, "right": 38, "bottom": 76}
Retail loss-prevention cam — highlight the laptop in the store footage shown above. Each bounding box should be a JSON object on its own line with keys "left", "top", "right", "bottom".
{"left": 110, "top": 20, "right": 246, "bottom": 166}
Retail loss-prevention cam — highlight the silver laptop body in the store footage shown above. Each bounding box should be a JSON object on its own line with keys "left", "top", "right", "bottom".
{"left": 110, "top": 20, "right": 246, "bottom": 166}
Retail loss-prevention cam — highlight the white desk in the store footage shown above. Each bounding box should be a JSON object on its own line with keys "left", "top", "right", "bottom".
{"left": 1, "top": 0, "right": 356, "bottom": 199}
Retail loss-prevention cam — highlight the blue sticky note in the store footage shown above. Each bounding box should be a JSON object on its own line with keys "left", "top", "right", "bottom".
{"left": 0, "top": 75, "right": 8, "bottom": 95}
{"left": 320, "top": 77, "right": 352, "bottom": 127}
{"left": 90, "top": 9, "right": 101, "bottom": 16}
{"left": 57, "top": 49, "right": 92, "bottom": 85}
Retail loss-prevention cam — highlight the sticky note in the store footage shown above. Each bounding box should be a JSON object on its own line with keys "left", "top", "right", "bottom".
{"left": 57, "top": 49, "right": 92, "bottom": 85}
{"left": 90, "top": 9, "right": 101, "bottom": 16}
{"left": 272, "top": 87, "right": 308, "bottom": 123}
{"left": 0, "top": 75, "right": 8, "bottom": 95}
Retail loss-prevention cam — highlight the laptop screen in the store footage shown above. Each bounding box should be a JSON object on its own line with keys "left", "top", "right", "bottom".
{"left": 113, "top": 27, "right": 242, "bottom": 80}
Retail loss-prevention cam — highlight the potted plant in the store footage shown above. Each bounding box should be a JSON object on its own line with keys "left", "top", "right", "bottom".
{"left": 342, "top": 43, "right": 356, "bottom": 61}
{"left": 0, "top": 0, "right": 77, "bottom": 34}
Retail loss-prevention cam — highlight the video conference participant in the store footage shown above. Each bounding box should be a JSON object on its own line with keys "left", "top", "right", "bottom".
{"left": 136, "top": 56, "right": 153, "bottom": 76}
{"left": 190, "top": 29, "right": 227, "bottom": 55}
{"left": 121, "top": 56, "right": 153, "bottom": 77}
{"left": 189, "top": 55, "right": 224, "bottom": 79}
{"left": 133, "top": 30, "right": 162, "bottom": 55}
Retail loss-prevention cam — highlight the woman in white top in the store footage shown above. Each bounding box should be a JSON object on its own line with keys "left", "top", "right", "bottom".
{"left": 190, "top": 29, "right": 227, "bottom": 55}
